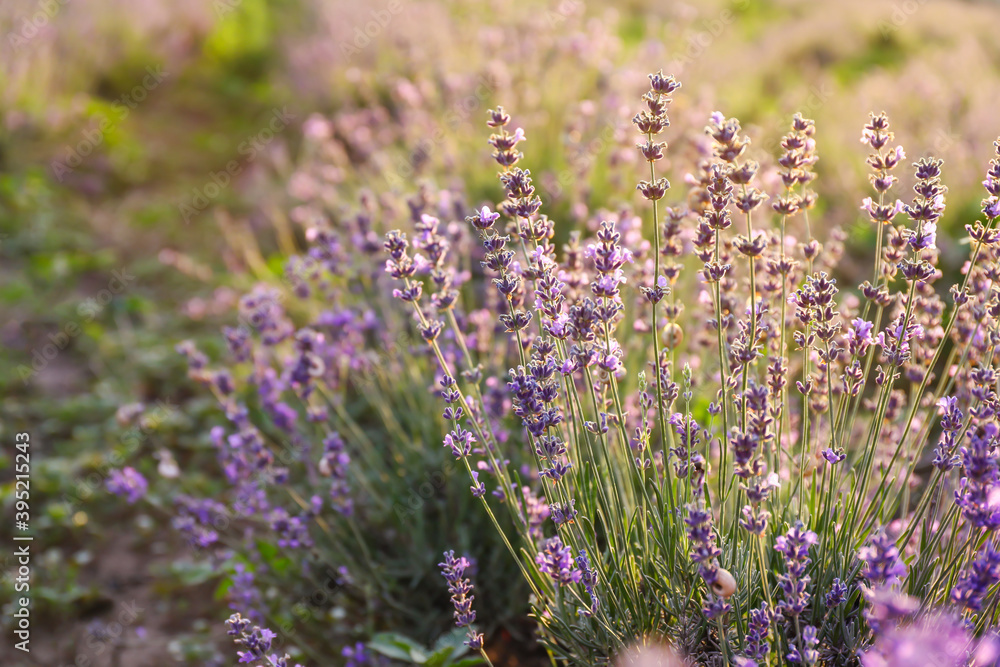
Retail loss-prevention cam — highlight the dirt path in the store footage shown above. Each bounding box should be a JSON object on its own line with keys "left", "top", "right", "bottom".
{"left": 13, "top": 532, "right": 225, "bottom": 667}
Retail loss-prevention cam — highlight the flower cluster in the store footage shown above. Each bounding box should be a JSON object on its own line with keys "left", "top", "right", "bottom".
{"left": 148, "top": 65, "right": 1000, "bottom": 666}
{"left": 225, "top": 613, "right": 303, "bottom": 667}
{"left": 439, "top": 551, "right": 485, "bottom": 651}
{"left": 859, "top": 530, "right": 907, "bottom": 587}
{"left": 536, "top": 536, "right": 581, "bottom": 586}
{"left": 775, "top": 522, "right": 817, "bottom": 619}
{"left": 952, "top": 542, "right": 1000, "bottom": 612}
{"left": 105, "top": 466, "right": 148, "bottom": 504}
{"left": 955, "top": 422, "right": 1000, "bottom": 530}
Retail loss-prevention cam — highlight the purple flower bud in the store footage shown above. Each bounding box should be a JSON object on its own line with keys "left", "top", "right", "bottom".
{"left": 467, "top": 206, "right": 500, "bottom": 231}
{"left": 825, "top": 578, "right": 849, "bottom": 608}
{"left": 821, "top": 448, "right": 846, "bottom": 464}
{"left": 106, "top": 467, "right": 148, "bottom": 504}
{"left": 342, "top": 642, "right": 370, "bottom": 667}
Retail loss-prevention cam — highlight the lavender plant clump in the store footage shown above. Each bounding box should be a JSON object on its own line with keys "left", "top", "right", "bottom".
{"left": 154, "top": 65, "right": 1000, "bottom": 666}
{"left": 375, "top": 71, "right": 1000, "bottom": 664}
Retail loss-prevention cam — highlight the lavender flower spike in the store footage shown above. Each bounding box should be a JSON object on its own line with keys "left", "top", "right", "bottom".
{"left": 859, "top": 529, "right": 907, "bottom": 586}
{"left": 951, "top": 542, "right": 1000, "bottom": 613}
{"left": 536, "top": 535, "right": 582, "bottom": 585}
{"left": 439, "top": 550, "right": 485, "bottom": 651}
{"left": 225, "top": 612, "right": 303, "bottom": 667}
{"left": 775, "top": 522, "right": 817, "bottom": 619}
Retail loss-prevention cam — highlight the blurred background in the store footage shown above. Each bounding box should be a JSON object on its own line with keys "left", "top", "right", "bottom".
{"left": 2, "top": 0, "right": 1000, "bottom": 664}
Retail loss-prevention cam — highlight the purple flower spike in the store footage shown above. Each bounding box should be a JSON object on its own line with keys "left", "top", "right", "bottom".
{"left": 775, "top": 522, "right": 817, "bottom": 619}
{"left": 859, "top": 529, "right": 907, "bottom": 586}
{"left": 951, "top": 543, "right": 1000, "bottom": 612}
{"left": 745, "top": 602, "right": 772, "bottom": 662}
{"left": 536, "top": 536, "right": 581, "bottom": 585}
{"left": 225, "top": 613, "right": 303, "bottom": 667}
{"left": 439, "top": 551, "right": 485, "bottom": 651}
{"left": 825, "top": 578, "right": 849, "bottom": 608}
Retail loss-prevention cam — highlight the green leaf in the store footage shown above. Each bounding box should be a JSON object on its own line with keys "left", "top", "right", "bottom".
{"left": 423, "top": 645, "right": 455, "bottom": 667}
{"left": 369, "top": 632, "right": 427, "bottom": 663}
{"left": 368, "top": 640, "right": 412, "bottom": 661}
{"left": 168, "top": 560, "right": 216, "bottom": 586}
{"left": 256, "top": 540, "right": 278, "bottom": 562}
{"left": 448, "top": 658, "right": 486, "bottom": 667}
{"left": 255, "top": 540, "right": 292, "bottom": 575}
{"left": 431, "top": 627, "right": 471, "bottom": 655}
{"left": 214, "top": 576, "right": 232, "bottom": 601}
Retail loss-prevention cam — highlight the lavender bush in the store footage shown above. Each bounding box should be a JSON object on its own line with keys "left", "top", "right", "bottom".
{"left": 125, "top": 64, "right": 1000, "bottom": 665}
{"left": 373, "top": 71, "right": 1000, "bottom": 665}
{"left": 144, "top": 155, "right": 539, "bottom": 657}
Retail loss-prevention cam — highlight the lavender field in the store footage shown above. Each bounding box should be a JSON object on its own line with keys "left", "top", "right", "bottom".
{"left": 4, "top": 0, "right": 1000, "bottom": 665}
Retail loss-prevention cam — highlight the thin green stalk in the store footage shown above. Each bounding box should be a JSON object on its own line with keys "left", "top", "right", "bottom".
{"left": 646, "top": 131, "right": 677, "bottom": 511}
